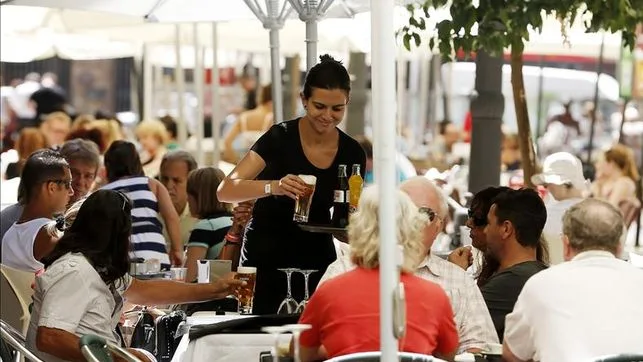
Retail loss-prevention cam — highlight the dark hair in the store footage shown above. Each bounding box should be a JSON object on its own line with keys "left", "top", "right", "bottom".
{"left": 104, "top": 140, "right": 144, "bottom": 182}
{"left": 42, "top": 189, "right": 133, "bottom": 285}
{"left": 60, "top": 139, "right": 101, "bottom": 170}
{"left": 491, "top": 188, "right": 547, "bottom": 248}
{"left": 187, "top": 167, "right": 230, "bottom": 218}
{"left": 161, "top": 150, "right": 198, "bottom": 174}
{"left": 159, "top": 115, "right": 178, "bottom": 139}
{"left": 302, "top": 54, "right": 351, "bottom": 99}
{"left": 470, "top": 186, "right": 510, "bottom": 286}
{"left": 17, "top": 149, "right": 69, "bottom": 204}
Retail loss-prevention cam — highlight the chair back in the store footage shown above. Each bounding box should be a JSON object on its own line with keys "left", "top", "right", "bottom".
{"left": 0, "top": 319, "right": 44, "bottom": 362}
{"left": 79, "top": 334, "right": 142, "bottom": 362}
{"left": 0, "top": 264, "right": 34, "bottom": 334}
{"left": 619, "top": 198, "right": 641, "bottom": 229}
{"left": 324, "top": 352, "right": 444, "bottom": 362}
{"left": 591, "top": 354, "right": 643, "bottom": 362}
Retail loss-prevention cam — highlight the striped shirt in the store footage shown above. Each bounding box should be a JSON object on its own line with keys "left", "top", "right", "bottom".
{"left": 186, "top": 213, "right": 232, "bottom": 260}
{"left": 102, "top": 177, "right": 170, "bottom": 269}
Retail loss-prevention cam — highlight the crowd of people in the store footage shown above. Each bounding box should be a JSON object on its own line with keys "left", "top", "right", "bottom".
{"left": 0, "top": 54, "right": 642, "bottom": 362}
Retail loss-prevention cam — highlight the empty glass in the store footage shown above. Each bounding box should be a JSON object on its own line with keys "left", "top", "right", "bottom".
{"left": 277, "top": 268, "right": 300, "bottom": 314}
{"left": 283, "top": 324, "right": 312, "bottom": 362}
{"left": 261, "top": 326, "right": 288, "bottom": 362}
{"left": 295, "top": 269, "right": 317, "bottom": 313}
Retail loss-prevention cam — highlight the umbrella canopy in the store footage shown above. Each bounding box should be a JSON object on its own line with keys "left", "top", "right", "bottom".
{"left": 6, "top": 0, "right": 370, "bottom": 22}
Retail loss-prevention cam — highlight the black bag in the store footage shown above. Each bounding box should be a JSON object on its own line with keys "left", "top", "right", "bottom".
{"left": 155, "top": 310, "right": 187, "bottom": 362}
{"left": 130, "top": 310, "right": 157, "bottom": 353}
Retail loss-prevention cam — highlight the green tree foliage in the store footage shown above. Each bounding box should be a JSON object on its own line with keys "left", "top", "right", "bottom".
{"left": 402, "top": 0, "right": 643, "bottom": 187}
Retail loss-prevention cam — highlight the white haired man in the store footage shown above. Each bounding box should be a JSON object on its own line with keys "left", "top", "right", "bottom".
{"left": 503, "top": 199, "right": 643, "bottom": 362}
{"left": 320, "top": 176, "right": 498, "bottom": 353}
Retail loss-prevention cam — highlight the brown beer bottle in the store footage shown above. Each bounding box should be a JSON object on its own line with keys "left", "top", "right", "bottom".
{"left": 331, "top": 164, "right": 349, "bottom": 228}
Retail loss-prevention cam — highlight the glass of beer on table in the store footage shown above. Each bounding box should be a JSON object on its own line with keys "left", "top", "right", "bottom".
{"left": 234, "top": 266, "right": 257, "bottom": 314}
{"left": 293, "top": 175, "right": 317, "bottom": 223}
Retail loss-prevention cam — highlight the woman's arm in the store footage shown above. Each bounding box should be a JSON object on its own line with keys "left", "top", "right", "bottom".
{"left": 607, "top": 177, "right": 636, "bottom": 208}
{"left": 217, "top": 151, "right": 309, "bottom": 203}
{"left": 33, "top": 227, "right": 58, "bottom": 262}
{"left": 150, "top": 178, "right": 183, "bottom": 266}
{"left": 184, "top": 245, "right": 207, "bottom": 282}
{"left": 123, "top": 276, "right": 244, "bottom": 306}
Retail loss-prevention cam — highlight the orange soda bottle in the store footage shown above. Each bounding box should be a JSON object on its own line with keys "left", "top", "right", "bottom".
{"left": 348, "top": 164, "right": 363, "bottom": 213}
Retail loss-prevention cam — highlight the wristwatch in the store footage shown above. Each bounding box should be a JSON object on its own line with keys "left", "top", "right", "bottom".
{"left": 264, "top": 181, "right": 272, "bottom": 195}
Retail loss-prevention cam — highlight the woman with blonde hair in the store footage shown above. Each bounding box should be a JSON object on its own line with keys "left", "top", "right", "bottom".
{"left": 183, "top": 167, "right": 233, "bottom": 282}
{"left": 296, "top": 186, "right": 459, "bottom": 362}
{"left": 4, "top": 128, "right": 46, "bottom": 179}
{"left": 591, "top": 144, "right": 640, "bottom": 208}
{"left": 136, "top": 119, "right": 169, "bottom": 178}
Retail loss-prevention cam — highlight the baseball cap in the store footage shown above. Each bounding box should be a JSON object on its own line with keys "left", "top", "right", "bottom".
{"left": 531, "top": 152, "right": 588, "bottom": 191}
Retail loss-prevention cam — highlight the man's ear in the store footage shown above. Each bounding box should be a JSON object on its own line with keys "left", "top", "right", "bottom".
{"left": 300, "top": 92, "right": 306, "bottom": 108}
{"left": 562, "top": 234, "right": 572, "bottom": 261}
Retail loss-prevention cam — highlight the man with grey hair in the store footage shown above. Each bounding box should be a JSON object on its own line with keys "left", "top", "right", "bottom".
{"left": 503, "top": 199, "right": 643, "bottom": 362}
{"left": 159, "top": 150, "right": 198, "bottom": 246}
{"left": 320, "top": 176, "right": 498, "bottom": 353}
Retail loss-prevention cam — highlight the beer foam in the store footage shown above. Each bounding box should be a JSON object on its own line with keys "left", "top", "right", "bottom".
{"left": 299, "top": 175, "right": 317, "bottom": 185}
{"left": 237, "top": 266, "right": 257, "bottom": 274}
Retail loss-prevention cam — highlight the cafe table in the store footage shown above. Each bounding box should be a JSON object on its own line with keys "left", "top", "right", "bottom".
{"left": 171, "top": 312, "right": 291, "bottom": 362}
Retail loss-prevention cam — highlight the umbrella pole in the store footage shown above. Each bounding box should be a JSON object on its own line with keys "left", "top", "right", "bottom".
{"left": 305, "top": 20, "right": 318, "bottom": 71}
{"left": 175, "top": 24, "right": 188, "bottom": 145}
{"left": 194, "top": 23, "right": 205, "bottom": 166}
{"left": 371, "top": 0, "right": 400, "bottom": 359}
{"left": 211, "top": 22, "right": 221, "bottom": 166}
{"left": 143, "top": 44, "right": 153, "bottom": 120}
{"left": 269, "top": 28, "right": 284, "bottom": 123}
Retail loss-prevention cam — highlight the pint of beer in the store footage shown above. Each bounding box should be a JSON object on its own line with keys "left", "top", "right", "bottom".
{"left": 293, "top": 175, "right": 317, "bottom": 223}
{"left": 234, "top": 266, "right": 257, "bottom": 314}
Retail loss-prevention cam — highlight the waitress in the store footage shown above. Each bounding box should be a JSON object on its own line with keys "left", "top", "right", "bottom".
{"left": 217, "top": 54, "right": 366, "bottom": 314}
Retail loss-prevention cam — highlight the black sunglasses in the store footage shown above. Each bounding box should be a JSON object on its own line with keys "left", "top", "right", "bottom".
{"left": 419, "top": 207, "right": 437, "bottom": 222}
{"left": 467, "top": 208, "right": 487, "bottom": 227}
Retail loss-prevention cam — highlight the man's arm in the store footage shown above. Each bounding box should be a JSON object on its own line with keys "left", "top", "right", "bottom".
{"left": 36, "top": 327, "right": 85, "bottom": 362}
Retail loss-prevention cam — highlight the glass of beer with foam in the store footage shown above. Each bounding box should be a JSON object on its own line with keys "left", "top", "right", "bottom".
{"left": 234, "top": 266, "right": 257, "bottom": 314}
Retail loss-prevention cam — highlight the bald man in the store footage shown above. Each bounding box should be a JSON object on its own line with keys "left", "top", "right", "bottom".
{"left": 320, "top": 176, "right": 498, "bottom": 354}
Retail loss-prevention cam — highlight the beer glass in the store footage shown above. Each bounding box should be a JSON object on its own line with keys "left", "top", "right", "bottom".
{"left": 234, "top": 266, "right": 257, "bottom": 314}
{"left": 293, "top": 175, "right": 317, "bottom": 223}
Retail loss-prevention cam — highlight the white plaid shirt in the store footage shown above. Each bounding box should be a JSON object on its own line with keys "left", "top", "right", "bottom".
{"left": 321, "top": 243, "right": 498, "bottom": 353}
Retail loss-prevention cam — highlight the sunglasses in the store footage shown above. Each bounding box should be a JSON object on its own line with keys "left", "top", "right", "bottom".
{"left": 49, "top": 179, "right": 72, "bottom": 190}
{"left": 467, "top": 208, "right": 487, "bottom": 227}
{"left": 419, "top": 207, "right": 437, "bottom": 222}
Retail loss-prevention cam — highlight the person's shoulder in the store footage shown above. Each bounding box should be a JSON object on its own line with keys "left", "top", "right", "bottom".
{"left": 41, "top": 253, "right": 93, "bottom": 284}
{"left": 322, "top": 267, "right": 369, "bottom": 289}
{"left": 196, "top": 215, "right": 232, "bottom": 230}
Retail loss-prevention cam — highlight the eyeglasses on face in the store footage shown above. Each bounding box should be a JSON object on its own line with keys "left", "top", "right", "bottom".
{"left": 419, "top": 207, "right": 437, "bottom": 222}
{"left": 467, "top": 208, "right": 487, "bottom": 227}
{"left": 48, "top": 179, "right": 72, "bottom": 190}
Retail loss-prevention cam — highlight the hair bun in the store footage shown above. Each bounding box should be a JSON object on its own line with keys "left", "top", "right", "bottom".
{"left": 319, "top": 54, "right": 335, "bottom": 63}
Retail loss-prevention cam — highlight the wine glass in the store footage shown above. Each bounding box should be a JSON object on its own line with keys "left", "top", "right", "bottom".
{"left": 277, "top": 268, "right": 300, "bottom": 314}
{"left": 282, "top": 324, "right": 312, "bottom": 362}
{"left": 261, "top": 326, "right": 288, "bottom": 362}
{"left": 295, "top": 269, "right": 317, "bottom": 313}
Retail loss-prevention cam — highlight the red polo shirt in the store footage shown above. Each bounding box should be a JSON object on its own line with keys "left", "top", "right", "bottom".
{"left": 299, "top": 267, "right": 458, "bottom": 358}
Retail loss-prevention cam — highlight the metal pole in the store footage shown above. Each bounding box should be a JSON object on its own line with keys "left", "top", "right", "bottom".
{"left": 174, "top": 24, "right": 187, "bottom": 145}
{"left": 586, "top": 33, "right": 606, "bottom": 165}
{"left": 535, "top": 55, "right": 545, "bottom": 139}
{"left": 305, "top": 20, "right": 318, "bottom": 71}
{"left": 269, "top": 28, "right": 284, "bottom": 123}
{"left": 211, "top": 22, "right": 221, "bottom": 166}
{"left": 371, "top": 0, "right": 399, "bottom": 359}
{"left": 143, "top": 44, "right": 153, "bottom": 120}
{"left": 193, "top": 24, "right": 205, "bottom": 166}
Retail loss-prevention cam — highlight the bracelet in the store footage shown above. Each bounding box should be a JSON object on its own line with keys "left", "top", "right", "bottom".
{"left": 225, "top": 232, "right": 241, "bottom": 244}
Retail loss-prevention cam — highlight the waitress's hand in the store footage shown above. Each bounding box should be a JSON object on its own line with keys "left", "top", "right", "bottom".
{"left": 274, "top": 174, "right": 309, "bottom": 200}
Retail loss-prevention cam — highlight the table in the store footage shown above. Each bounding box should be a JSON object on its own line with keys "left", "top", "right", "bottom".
{"left": 171, "top": 313, "right": 291, "bottom": 362}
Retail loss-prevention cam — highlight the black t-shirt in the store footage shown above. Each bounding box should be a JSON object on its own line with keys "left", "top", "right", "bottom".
{"left": 244, "top": 118, "right": 366, "bottom": 269}
{"left": 480, "top": 260, "right": 548, "bottom": 341}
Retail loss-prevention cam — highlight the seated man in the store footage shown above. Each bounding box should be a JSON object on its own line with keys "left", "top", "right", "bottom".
{"left": 1, "top": 149, "right": 72, "bottom": 272}
{"left": 480, "top": 188, "right": 548, "bottom": 341}
{"left": 321, "top": 177, "right": 498, "bottom": 354}
{"left": 503, "top": 199, "right": 643, "bottom": 362}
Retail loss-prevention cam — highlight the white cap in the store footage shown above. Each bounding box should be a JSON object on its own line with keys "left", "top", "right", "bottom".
{"left": 531, "top": 152, "right": 588, "bottom": 191}
{"left": 299, "top": 175, "right": 317, "bottom": 185}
